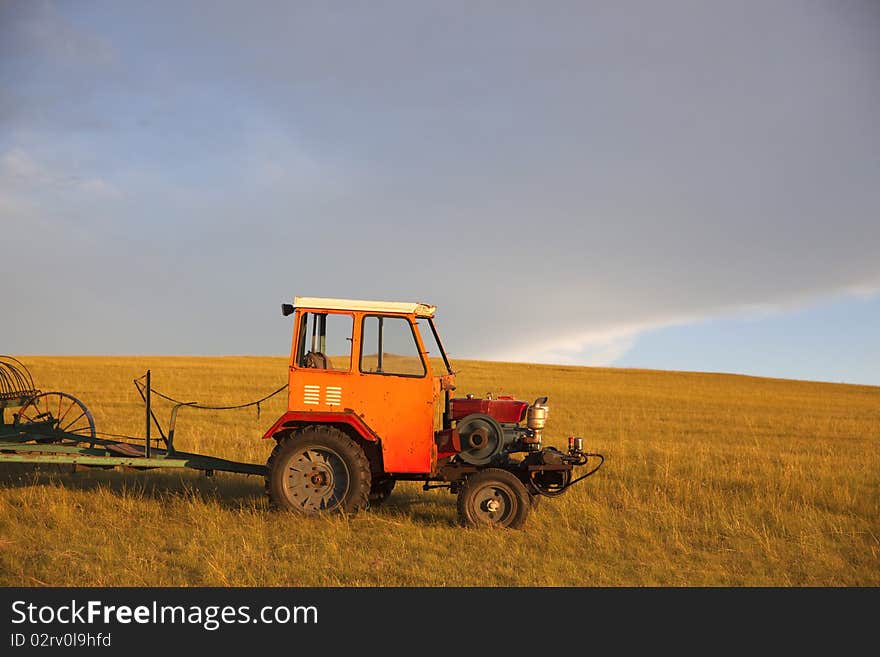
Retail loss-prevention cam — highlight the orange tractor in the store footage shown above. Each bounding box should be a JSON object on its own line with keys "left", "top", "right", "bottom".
{"left": 262, "top": 297, "right": 603, "bottom": 528}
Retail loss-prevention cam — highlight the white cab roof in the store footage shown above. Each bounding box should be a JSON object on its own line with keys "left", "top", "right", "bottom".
{"left": 293, "top": 296, "right": 437, "bottom": 318}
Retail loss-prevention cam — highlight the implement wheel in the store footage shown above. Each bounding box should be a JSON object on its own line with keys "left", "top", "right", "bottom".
{"left": 457, "top": 468, "right": 530, "bottom": 529}
{"left": 17, "top": 392, "right": 96, "bottom": 446}
{"left": 266, "top": 426, "right": 371, "bottom": 515}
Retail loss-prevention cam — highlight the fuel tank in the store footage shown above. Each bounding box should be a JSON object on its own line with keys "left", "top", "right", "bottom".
{"left": 450, "top": 395, "right": 528, "bottom": 424}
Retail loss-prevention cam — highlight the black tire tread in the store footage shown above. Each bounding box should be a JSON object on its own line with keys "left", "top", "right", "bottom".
{"left": 457, "top": 468, "right": 531, "bottom": 529}
{"left": 266, "top": 425, "right": 371, "bottom": 514}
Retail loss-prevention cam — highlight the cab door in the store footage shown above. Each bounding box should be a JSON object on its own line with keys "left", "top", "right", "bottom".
{"left": 350, "top": 313, "right": 435, "bottom": 473}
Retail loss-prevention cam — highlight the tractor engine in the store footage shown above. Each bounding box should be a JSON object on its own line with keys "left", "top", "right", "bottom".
{"left": 450, "top": 394, "right": 550, "bottom": 465}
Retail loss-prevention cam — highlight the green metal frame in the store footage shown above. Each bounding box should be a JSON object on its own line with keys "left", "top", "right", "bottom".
{"left": 0, "top": 443, "right": 266, "bottom": 475}
{"left": 0, "top": 369, "right": 267, "bottom": 477}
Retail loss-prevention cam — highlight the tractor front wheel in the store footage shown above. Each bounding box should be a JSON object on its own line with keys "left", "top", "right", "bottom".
{"left": 457, "top": 468, "right": 530, "bottom": 529}
{"left": 266, "top": 426, "right": 371, "bottom": 515}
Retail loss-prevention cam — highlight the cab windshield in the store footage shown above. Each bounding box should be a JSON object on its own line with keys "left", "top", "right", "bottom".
{"left": 417, "top": 318, "right": 453, "bottom": 374}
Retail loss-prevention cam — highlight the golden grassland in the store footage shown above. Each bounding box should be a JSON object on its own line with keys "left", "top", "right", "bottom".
{"left": 0, "top": 356, "right": 877, "bottom": 586}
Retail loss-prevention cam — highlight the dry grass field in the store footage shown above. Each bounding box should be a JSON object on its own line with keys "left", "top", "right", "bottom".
{"left": 0, "top": 356, "right": 877, "bottom": 586}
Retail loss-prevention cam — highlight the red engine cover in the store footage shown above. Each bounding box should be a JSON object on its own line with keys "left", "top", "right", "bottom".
{"left": 450, "top": 396, "right": 528, "bottom": 424}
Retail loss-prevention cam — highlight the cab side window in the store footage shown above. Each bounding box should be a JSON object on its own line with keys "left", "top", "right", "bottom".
{"left": 296, "top": 312, "right": 353, "bottom": 371}
{"left": 360, "top": 316, "right": 426, "bottom": 377}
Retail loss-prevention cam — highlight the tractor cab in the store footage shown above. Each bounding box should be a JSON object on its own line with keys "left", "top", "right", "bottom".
{"left": 274, "top": 297, "right": 454, "bottom": 475}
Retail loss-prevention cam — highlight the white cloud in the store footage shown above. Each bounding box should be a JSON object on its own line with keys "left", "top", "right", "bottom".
{"left": 493, "top": 285, "right": 880, "bottom": 367}
{"left": 512, "top": 329, "right": 639, "bottom": 366}
{"left": 844, "top": 282, "right": 880, "bottom": 300}
{"left": 495, "top": 316, "right": 697, "bottom": 365}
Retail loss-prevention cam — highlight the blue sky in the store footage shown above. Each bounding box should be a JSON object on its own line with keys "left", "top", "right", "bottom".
{"left": 1, "top": 1, "right": 878, "bottom": 385}
{"left": 616, "top": 294, "right": 880, "bottom": 385}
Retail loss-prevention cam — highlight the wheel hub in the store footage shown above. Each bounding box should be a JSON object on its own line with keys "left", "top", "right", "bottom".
{"left": 284, "top": 446, "right": 350, "bottom": 511}
{"left": 473, "top": 484, "right": 512, "bottom": 521}
{"left": 306, "top": 464, "right": 333, "bottom": 493}
{"left": 457, "top": 470, "right": 531, "bottom": 529}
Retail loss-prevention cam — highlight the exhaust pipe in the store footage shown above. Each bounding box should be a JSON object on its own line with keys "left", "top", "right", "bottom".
{"left": 524, "top": 396, "right": 549, "bottom": 448}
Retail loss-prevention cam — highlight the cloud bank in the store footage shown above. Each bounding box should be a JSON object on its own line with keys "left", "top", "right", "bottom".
{"left": 1, "top": 1, "right": 878, "bottom": 368}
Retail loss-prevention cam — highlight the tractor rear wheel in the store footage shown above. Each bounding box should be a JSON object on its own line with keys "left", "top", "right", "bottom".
{"left": 266, "top": 426, "right": 371, "bottom": 515}
{"left": 457, "top": 468, "right": 530, "bottom": 529}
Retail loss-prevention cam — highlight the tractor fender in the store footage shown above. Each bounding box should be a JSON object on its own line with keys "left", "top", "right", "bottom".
{"left": 262, "top": 411, "right": 381, "bottom": 443}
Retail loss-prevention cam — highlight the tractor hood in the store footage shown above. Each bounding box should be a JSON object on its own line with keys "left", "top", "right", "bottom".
{"left": 450, "top": 396, "right": 528, "bottom": 424}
